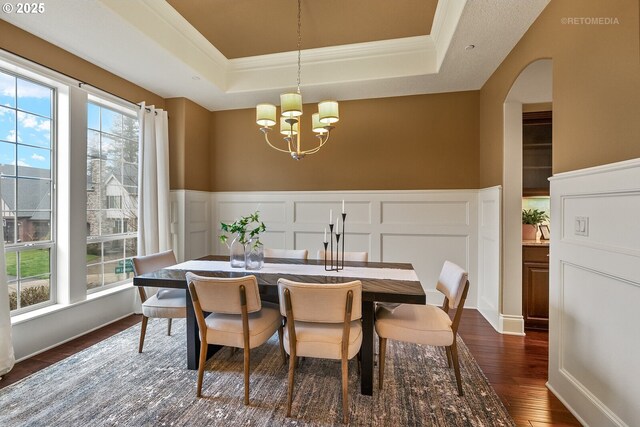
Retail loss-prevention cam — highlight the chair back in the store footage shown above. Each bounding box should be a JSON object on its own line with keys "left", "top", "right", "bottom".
{"left": 132, "top": 250, "right": 177, "bottom": 275}
{"left": 317, "top": 250, "right": 368, "bottom": 262}
{"left": 278, "top": 279, "right": 362, "bottom": 323}
{"left": 186, "top": 273, "right": 262, "bottom": 314}
{"left": 264, "top": 248, "right": 308, "bottom": 260}
{"left": 436, "top": 261, "right": 469, "bottom": 309}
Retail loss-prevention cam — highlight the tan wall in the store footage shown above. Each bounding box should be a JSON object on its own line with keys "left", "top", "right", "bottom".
{"left": 166, "top": 98, "right": 187, "bottom": 190}
{"left": 210, "top": 91, "right": 480, "bottom": 191}
{"left": 523, "top": 102, "right": 552, "bottom": 112}
{"left": 479, "top": 0, "right": 640, "bottom": 187}
{"left": 166, "top": 98, "right": 212, "bottom": 191}
{"left": 0, "top": 21, "right": 165, "bottom": 107}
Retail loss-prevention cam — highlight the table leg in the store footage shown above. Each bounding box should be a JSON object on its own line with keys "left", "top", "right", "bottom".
{"left": 186, "top": 289, "right": 220, "bottom": 370}
{"left": 360, "top": 300, "right": 374, "bottom": 395}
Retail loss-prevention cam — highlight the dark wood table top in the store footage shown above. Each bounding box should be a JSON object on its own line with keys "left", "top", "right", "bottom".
{"left": 133, "top": 255, "right": 426, "bottom": 304}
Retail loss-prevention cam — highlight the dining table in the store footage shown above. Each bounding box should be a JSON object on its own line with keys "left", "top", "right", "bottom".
{"left": 133, "top": 255, "right": 426, "bottom": 396}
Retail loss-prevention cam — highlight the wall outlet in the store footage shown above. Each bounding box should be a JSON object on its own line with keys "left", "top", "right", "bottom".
{"left": 575, "top": 216, "right": 589, "bottom": 236}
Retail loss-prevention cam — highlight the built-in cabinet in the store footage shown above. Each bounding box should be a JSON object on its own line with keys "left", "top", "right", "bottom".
{"left": 522, "top": 244, "right": 549, "bottom": 330}
{"left": 523, "top": 111, "right": 552, "bottom": 196}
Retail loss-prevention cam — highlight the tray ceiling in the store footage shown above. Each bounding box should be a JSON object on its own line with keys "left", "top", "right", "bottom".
{"left": 166, "top": 0, "right": 438, "bottom": 59}
{"left": 1, "top": 0, "right": 550, "bottom": 111}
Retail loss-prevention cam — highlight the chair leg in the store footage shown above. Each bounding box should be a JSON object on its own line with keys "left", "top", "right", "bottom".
{"left": 341, "top": 354, "right": 349, "bottom": 424}
{"left": 277, "top": 325, "right": 286, "bottom": 365}
{"left": 286, "top": 350, "right": 297, "bottom": 417}
{"left": 445, "top": 346, "right": 453, "bottom": 368}
{"left": 243, "top": 346, "right": 251, "bottom": 405}
{"left": 378, "top": 337, "right": 387, "bottom": 390}
{"left": 138, "top": 316, "right": 148, "bottom": 353}
{"left": 450, "top": 340, "right": 463, "bottom": 396}
{"left": 196, "top": 342, "right": 208, "bottom": 398}
{"left": 167, "top": 318, "right": 172, "bottom": 336}
{"left": 356, "top": 350, "right": 361, "bottom": 375}
{"left": 230, "top": 347, "right": 237, "bottom": 358}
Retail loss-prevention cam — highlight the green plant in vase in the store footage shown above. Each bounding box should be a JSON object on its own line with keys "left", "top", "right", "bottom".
{"left": 522, "top": 208, "right": 549, "bottom": 241}
{"left": 219, "top": 211, "right": 266, "bottom": 268}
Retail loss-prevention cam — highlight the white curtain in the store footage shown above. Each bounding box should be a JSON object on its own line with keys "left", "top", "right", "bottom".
{"left": 0, "top": 189, "right": 15, "bottom": 378}
{"left": 137, "top": 103, "right": 171, "bottom": 256}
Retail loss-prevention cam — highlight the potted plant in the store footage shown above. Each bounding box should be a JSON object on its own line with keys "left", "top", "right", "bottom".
{"left": 219, "top": 211, "right": 266, "bottom": 268}
{"left": 522, "top": 208, "right": 549, "bottom": 241}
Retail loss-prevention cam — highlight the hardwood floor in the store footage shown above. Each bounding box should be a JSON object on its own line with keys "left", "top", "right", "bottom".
{"left": 0, "top": 310, "right": 581, "bottom": 426}
{"left": 457, "top": 310, "right": 580, "bottom": 427}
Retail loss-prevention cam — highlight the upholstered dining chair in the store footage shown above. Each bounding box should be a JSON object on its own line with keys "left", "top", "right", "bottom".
{"left": 316, "top": 250, "right": 368, "bottom": 262}
{"left": 277, "top": 279, "right": 362, "bottom": 423}
{"left": 264, "top": 248, "right": 308, "bottom": 260}
{"left": 186, "top": 273, "right": 284, "bottom": 405}
{"left": 132, "top": 250, "right": 186, "bottom": 353}
{"left": 375, "top": 260, "right": 469, "bottom": 396}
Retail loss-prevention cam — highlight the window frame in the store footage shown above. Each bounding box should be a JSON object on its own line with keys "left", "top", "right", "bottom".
{"left": 85, "top": 96, "right": 139, "bottom": 294}
{"left": 1, "top": 66, "right": 58, "bottom": 315}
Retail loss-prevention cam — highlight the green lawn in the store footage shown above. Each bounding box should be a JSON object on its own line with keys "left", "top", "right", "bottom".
{"left": 6, "top": 250, "right": 100, "bottom": 277}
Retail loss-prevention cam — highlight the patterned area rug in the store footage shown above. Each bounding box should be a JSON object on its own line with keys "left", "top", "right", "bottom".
{"left": 0, "top": 319, "right": 514, "bottom": 426}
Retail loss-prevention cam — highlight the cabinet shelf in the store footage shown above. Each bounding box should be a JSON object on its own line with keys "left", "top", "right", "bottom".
{"left": 522, "top": 110, "right": 552, "bottom": 194}
{"left": 523, "top": 143, "right": 552, "bottom": 149}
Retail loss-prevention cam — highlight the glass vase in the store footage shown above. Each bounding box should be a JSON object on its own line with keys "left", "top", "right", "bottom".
{"left": 229, "top": 235, "right": 246, "bottom": 268}
{"left": 244, "top": 239, "right": 264, "bottom": 271}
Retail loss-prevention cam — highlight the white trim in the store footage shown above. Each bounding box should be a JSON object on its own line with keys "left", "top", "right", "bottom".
{"left": 498, "top": 314, "right": 525, "bottom": 336}
{"left": 546, "top": 382, "right": 589, "bottom": 427}
{"left": 15, "top": 311, "right": 134, "bottom": 363}
{"left": 549, "top": 158, "right": 640, "bottom": 181}
{"left": 10, "top": 282, "right": 133, "bottom": 326}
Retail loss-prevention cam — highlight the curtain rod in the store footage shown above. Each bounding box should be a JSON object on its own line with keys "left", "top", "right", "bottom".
{"left": 1, "top": 48, "right": 163, "bottom": 113}
{"left": 78, "top": 82, "right": 158, "bottom": 115}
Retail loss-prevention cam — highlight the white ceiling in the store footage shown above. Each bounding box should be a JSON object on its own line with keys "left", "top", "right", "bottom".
{"left": 2, "top": 0, "right": 550, "bottom": 111}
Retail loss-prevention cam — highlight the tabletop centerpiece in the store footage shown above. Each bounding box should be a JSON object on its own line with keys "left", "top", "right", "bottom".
{"left": 324, "top": 201, "right": 347, "bottom": 271}
{"left": 219, "top": 211, "right": 266, "bottom": 269}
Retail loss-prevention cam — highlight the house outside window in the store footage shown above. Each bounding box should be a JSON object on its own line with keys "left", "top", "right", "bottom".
{"left": 0, "top": 69, "right": 55, "bottom": 313}
{"left": 86, "top": 100, "right": 138, "bottom": 292}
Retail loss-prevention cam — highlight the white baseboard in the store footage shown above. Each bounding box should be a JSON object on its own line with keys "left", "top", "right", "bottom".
{"left": 498, "top": 314, "right": 525, "bottom": 336}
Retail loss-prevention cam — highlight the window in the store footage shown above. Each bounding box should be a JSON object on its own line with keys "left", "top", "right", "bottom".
{"left": 86, "top": 101, "right": 138, "bottom": 292}
{"left": 0, "top": 69, "right": 55, "bottom": 312}
{"left": 106, "top": 195, "right": 121, "bottom": 209}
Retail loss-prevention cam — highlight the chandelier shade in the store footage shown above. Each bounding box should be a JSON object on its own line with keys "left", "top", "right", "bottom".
{"left": 318, "top": 100, "right": 339, "bottom": 124}
{"left": 256, "top": 103, "right": 276, "bottom": 127}
{"left": 280, "top": 93, "right": 303, "bottom": 118}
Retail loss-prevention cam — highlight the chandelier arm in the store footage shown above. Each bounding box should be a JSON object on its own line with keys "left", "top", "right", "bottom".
{"left": 301, "top": 132, "right": 331, "bottom": 155}
{"left": 263, "top": 131, "right": 294, "bottom": 154}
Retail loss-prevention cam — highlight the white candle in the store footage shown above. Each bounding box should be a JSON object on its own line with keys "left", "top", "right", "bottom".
{"left": 337, "top": 217, "right": 341, "bottom": 234}
{"left": 342, "top": 200, "right": 345, "bottom": 213}
{"left": 324, "top": 228, "right": 327, "bottom": 243}
{"left": 329, "top": 209, "right": 333, "bottom": 224}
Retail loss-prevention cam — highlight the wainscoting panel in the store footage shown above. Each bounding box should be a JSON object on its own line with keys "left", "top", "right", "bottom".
{"left": 476, "top": 186, "right": 501, "bottom": 332}
{"left": 548, "top": 159, "right": 640, "bottom": 427}
{"left": 206, "top": 190, "right": 479, "bottom": 307}
{"left": 168, "top": 190, "right": 489, "bottom": 309}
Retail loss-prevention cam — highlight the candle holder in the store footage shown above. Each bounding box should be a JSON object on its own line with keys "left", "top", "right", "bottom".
{"left": 324, "top": 213, "right": 346, "bottom": 271}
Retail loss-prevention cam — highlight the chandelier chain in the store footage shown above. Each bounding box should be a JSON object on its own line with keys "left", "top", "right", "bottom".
{"left": 296, "top": 0, "right": 302, "bottom": 93}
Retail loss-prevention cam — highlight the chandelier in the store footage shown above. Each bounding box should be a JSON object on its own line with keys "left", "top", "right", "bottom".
{"left": 255, "top": 0, "right": 339, "bottom": 160}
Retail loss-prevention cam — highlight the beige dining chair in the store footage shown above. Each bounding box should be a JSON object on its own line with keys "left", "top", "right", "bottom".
{"left": 264, "top": 248, "right": 308, "bottom": 260}
{"left": 186, "top": 273, "right": 284, "bottom": 405}
{"left": 278, "top": 279, "right": 362, "bottom": 423}
{"left": 375, "top": 260, "right": 469, "bottom": 396}
{"left": 316, "top": 250, "right": 368, "bottom": 262}
{"left": 132, "top": 250, "right": 186, "bottom": 353}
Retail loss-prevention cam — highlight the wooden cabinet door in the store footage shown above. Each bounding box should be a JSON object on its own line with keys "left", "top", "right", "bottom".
{"left": 523, "top": 261, "right": 549, "bottom": 330}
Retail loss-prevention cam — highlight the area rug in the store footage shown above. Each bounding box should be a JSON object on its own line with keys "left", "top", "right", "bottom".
{"left": 0, "top": 319, "right": 514, "bottom": 426}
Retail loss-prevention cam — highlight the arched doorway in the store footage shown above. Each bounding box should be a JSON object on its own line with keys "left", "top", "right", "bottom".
{"left": 501, "top": 59, "right": 552, "bottom": 335}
